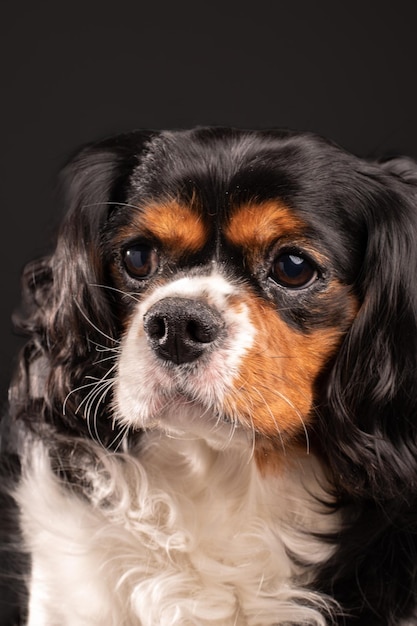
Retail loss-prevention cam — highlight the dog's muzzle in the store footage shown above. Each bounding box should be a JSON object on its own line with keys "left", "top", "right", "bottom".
{"left": 143, "top": 297, "right": 225, "bottom": 365}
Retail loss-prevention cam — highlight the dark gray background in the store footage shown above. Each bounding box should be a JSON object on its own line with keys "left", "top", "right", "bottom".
{"left": 2, "top": 1, "right": 417, "bottom": 407}
{"left": 1, "top": 1, "right": 417, "bottom": 622}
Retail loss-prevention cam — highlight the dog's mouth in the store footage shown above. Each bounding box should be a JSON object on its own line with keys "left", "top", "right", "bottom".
{"left": 114, "top": 289, "right": 252, "bottom": 434}
{"left": 143, "top": 376, "right": 236, "bottom": 427}
{"left": 114, "top": 277, "right": 333, "bottom": 450}
{"left": 114, "top": 331, "right": 250, "bottom": 443}
{"left": 117, "top": 377, "right": 246, "bottom": 451}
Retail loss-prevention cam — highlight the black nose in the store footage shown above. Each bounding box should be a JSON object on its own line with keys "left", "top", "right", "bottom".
{"left": 143, "top": 297, "right": 225, "bottom": 365}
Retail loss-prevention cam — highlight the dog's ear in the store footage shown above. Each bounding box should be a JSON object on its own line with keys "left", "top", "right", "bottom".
{"left": 10, "top": 130, "right": 155, "bottom": 441}
{"left": 320, "top": 157, "right": 417, "bottom": 500}
{"left": 50, "top": 131, "right": 155, "bottom": 342}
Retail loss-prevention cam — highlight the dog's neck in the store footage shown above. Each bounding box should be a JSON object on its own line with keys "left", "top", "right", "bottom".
{"left": 20, "top": 427, "right": 339, "bottom": 625}
{"left": 132, "top": 429, "right": 335, "bottom": 535}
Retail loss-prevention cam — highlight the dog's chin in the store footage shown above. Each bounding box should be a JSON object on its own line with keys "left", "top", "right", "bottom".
{"left": 116, "top": 391, "right": 249, "bottom": 451}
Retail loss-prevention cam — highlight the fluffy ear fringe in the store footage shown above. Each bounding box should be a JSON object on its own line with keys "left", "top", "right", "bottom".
{"left": 320, "top": 158, "right": 417, "bottom": 500}
{"left": 9, "top": 131, "right": 154, "bottom": 443}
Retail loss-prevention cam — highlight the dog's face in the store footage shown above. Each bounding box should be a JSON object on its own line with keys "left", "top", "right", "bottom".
{"left": 93, "top": 129, "right": 364, "bottom": 463}
{"left": 111, "top": 195, "right": 358, "bottom": 457}
{"left": 21, "top": 127, "right": 417, "bottom": 489}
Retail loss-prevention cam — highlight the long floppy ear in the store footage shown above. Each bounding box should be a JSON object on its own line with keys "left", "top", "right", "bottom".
{"left": 10, "top": 130, "right": 155, "bottom": 444}
{"left": 320, "top": 157, "right": 417, "bottom": 500}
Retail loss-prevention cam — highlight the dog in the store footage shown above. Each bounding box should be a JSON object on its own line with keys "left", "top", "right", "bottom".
{"left": 3, "top": 126, "right": 417, "bottom": 625}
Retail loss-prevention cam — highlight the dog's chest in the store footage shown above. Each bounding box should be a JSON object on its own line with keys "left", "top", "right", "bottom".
{"left": 20, "top": 436, "right": 337, "bottom": 625}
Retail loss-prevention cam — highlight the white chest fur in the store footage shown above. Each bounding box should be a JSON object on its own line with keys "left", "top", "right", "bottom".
{"left": 18, "top": 434, "right": 338, "bottom": 625}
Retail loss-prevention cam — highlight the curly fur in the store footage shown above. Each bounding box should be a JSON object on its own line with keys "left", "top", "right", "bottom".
{"left": 3, "top": 127, "right": 417, "bottom": 625}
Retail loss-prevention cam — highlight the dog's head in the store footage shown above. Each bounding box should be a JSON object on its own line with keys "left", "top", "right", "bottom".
{"left": 13, "top": 127, "right": 417, "bottom": 498}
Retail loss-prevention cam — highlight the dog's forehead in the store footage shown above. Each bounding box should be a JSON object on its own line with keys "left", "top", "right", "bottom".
{"left": 127, "top": 127, "right": 359, "bottom": 207}
{"left": 129, "top": 129, "right": 302, "bottom": 210}
{"left": 117, "top": 129, "right": 367, "bottom": 272}
{"left": 115, "top": 196, "right": 309, "bottom": 256}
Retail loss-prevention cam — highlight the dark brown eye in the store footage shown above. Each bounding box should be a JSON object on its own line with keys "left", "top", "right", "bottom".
{"left": 123, "top": 244, "right": 159, "bottom": 279}
{"left": 271, "top": 253, "right": 318, "bottom": 289}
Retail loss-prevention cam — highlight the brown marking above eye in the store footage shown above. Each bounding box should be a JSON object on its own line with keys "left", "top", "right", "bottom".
{"left": 116, "top": 200, "right": 208, "bottom": 256}
{"left": 225, "top": 201, "right": 309, "bottom": 255}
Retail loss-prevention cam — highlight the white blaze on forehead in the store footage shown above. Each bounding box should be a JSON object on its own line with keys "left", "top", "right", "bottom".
{"left": 139, "top": 273, "right": 236, "bottom": 313}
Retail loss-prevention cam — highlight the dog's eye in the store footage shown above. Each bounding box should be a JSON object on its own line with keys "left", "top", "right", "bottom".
{"left": 123, "top": 244, "right": 159, "bottom": 279}
{"left": 271, "top": 253, "right": 318, "bottom": 289}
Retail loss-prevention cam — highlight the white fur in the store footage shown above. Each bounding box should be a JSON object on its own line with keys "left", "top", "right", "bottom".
{"left": 115, "top": 272, "right": 256, "bottom": 434}
{"left": 19, "top": 430, "right": 339, "bottom": 626}
{"left": 20, "top": 271, "right": 340, "bottom": 624}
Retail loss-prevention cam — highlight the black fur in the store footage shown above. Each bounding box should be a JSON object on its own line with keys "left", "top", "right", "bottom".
{"left": 4, "top": 126, "right": 417, "bottom": 624}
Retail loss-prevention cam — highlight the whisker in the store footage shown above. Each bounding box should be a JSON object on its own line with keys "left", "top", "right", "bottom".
{"left": 63, "top": 380, "right": 107, "bottom": 415}
{"left": 89, "top": 283, "right": 141, "bottom": 303}
{"left": 89, "top": 381, "right": 115, "bottom": 449}
{"left": 90, "top": 340, "right": 120, "bottom": 354}
{"left": 83, "top": 380, "right": 114, "bottom": 424}
{"left": 256, "top": 383, "right": 311, "bottom": 455}
{"left": 226, "top": 420, "right": 239, "bottom": 450}
{"left": 76, "top": 364, "right": 118, "bottom": 415}
{"left": 227, "top": 391, "right": 258, "bottom": 462}
{"left": 93, "top": 354, "right": 119, "bottom": 366}
{"left": 245, "top": 401, "right": 258, "bottom": 463}
{"left": 83, "top": 376, "right": 113, "bottom": 413}
{"left": 81, "top": 378, "right": 115, "bottom": 449}
{"left": 251, "top": 386, "right": 287, "bottom": 455}
{"left": 109, "top": 424, "right": 130, "bottom": 453}
{"left": 273, "top": 390, "right": 310, "bottom": 455}
{"left": 74, "top": 300, "right": 120, "bottom": 345}
{"left": 82, "top": 370, "right": 116, "bottom": 414}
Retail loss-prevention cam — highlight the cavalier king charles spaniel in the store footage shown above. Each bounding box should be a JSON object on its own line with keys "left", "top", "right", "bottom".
{"left": 2, "top": 127, "right": 417, "bottom": 625}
